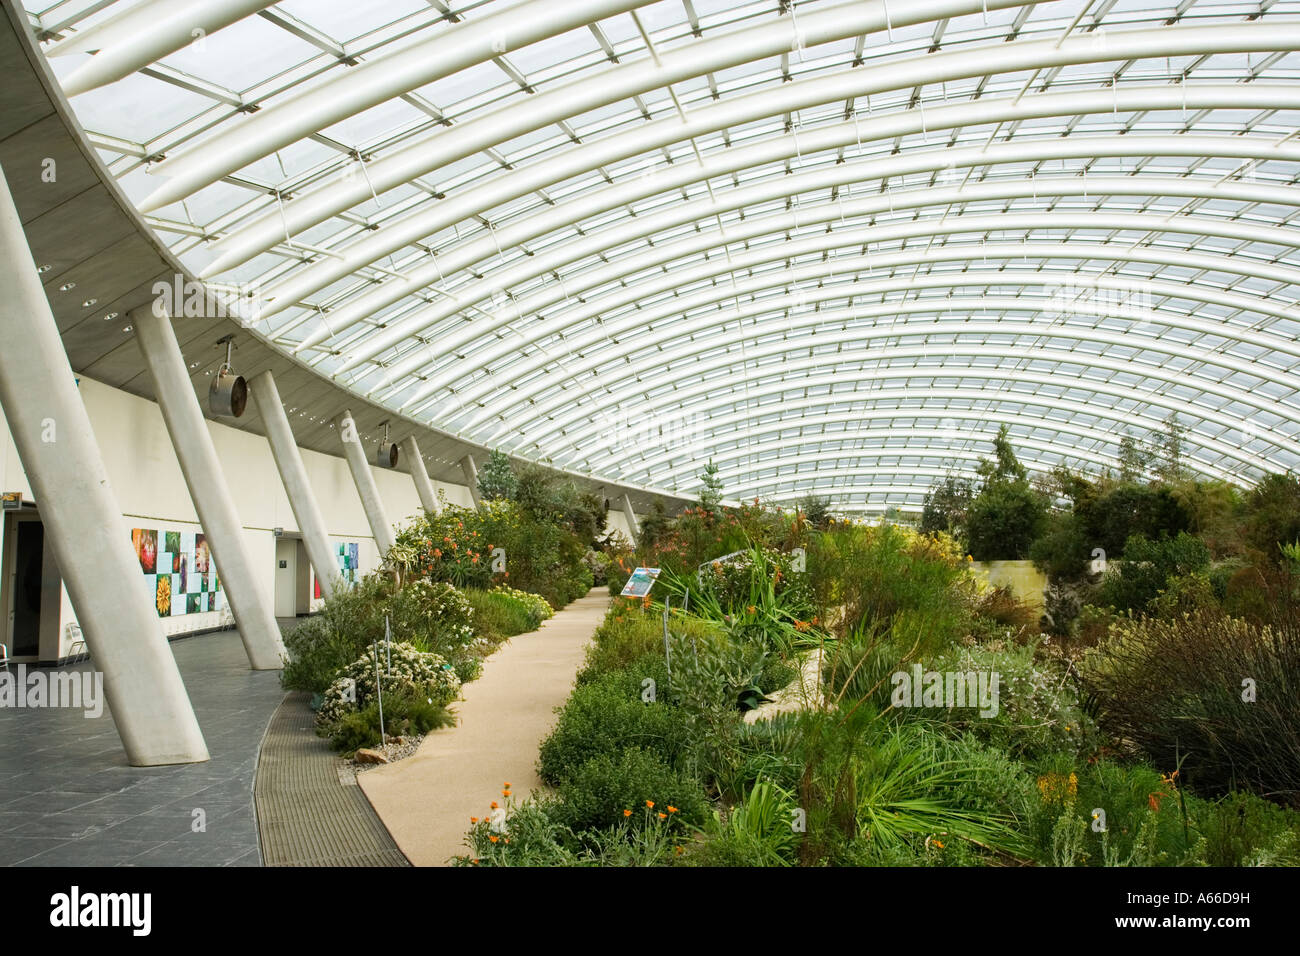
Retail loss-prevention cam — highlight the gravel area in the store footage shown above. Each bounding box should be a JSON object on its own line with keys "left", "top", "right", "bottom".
{"left": 337, "top": 735, "right": 425, "bottom": 785}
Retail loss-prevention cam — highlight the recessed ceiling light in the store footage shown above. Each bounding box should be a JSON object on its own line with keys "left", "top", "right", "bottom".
{"left": 122, "top": 325, "right": 133, "bottom": 332}
{"left": 103, "top": 312, "right": 119, "bottom": 321}
{"left": 37, "top": 264, "right": 51, "bottom": 274}
{"left": 82, "top": 298, "right": 97, "bottom": 308}
{"left": 59, "top": 282, "right": 76, "bottom": 291}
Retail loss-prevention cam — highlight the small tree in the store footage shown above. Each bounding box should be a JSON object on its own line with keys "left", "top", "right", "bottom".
{"left": 1116, "top": 432, "right": 1152, "bottom": 483}
{"left": 698, "top": 459, "right": 725, "bottom": 518}
{"left": 965, "top": 425, "right": 1046, "bottom": 560}
{"left": 478, "top": 449, "right": 518, "bottom": 501}
{"left": 1154, "top": 414, "right": 1187, "bottom": 483}
{"left": 637, "top": 499, "right": 670, "bottom": 551}
{"left": 797, "top": 493, "right": 833, "bottom": 531}
{"left": 920, "top": 474, "right": 973, "bottom": 538}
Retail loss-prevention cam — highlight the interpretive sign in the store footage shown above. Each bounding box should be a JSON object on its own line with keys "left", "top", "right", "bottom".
{"left": 620, "top": 566, "right": 661, "bottom": 598}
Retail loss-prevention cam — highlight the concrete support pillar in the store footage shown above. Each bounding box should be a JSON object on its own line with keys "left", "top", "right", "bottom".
{"left": 335, "top": 410, "right": 396, "bottom": 555}
{"left": 622, "top": 494, "right": 640, "bottom": 547}
{"left": 460, "top": 454, "right": 482, "bottom": 508}
{"left": 401, "top": 435, "right": 438, "bottom": 514}
{"left": 248, "top": 371, "right": 341, "bottom": 598}
{"left": 132, "top": 304, "right": 285, "bottom": 670}
{"left": 0, "top": 166, "right": 208, "bottom": 765}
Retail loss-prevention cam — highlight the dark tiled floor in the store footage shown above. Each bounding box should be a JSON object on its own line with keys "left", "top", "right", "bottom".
{"left": 0, "top": 628, "right": 287, "bottom": 866}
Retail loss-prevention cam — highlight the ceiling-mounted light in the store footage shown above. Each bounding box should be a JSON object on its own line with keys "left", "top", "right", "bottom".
{"left": 59, "top": 281, "right": 76, "bottom": 291}
{"left": 375, "top": 421, "right": 399, "bottom": 468}
{"left": 208, "top": 334, "right": 247, "bottom": 418}
{"left": 103, "top": 312, "right": 119, "bottom": 321}
{"left": 36, "top": 264, "right": 51, "bottom": 274}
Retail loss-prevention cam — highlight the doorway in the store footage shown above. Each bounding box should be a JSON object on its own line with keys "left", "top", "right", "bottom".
{"left": 273, "top": 535, "right": 312, "bottom": 618}
{"left": 3, "top": 511, "right": 45, "bottom": 660}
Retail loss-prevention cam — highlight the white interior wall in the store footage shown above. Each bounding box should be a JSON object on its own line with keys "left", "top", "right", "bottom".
{"left": 0, "top": 375, "right": 476, "bottom": 661}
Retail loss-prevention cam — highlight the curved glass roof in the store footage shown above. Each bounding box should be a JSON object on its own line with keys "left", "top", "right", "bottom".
{"left": 24, "top": 0, "right": 1300, "bottom": 513}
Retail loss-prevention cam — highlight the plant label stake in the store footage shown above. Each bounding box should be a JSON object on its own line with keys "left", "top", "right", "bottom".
{"left": 385, "top": 614, "right": 392, "bottom": 675}
{"left": 662, "top": 595, "right": 672, "bottom": 689}
{"left": 372, "top": 640, "right": 386, "bottom": 746}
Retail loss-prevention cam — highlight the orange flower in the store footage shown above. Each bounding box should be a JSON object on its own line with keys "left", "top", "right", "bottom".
{"left": 433, "top": 548, "right": 442, "bottom": 558}
{"left": 658, "top": 812, "right": 667, "bottom": 820}
{"left": 470, "top": 817, "right": 478, "bottom": 823}
{"left": 489, "top": 835, "right": 499, "bottom": 843}
{"left": 667, "top": 806, "right": 678, "bottom": 814}
{"left": 645, "top": 800, "right": 655, "bottom": 808}
{"left": 674, "top": 845, "right": 684, "bottom": 856}
{"left": 933, "top": 840, "right": 945, "bottom": 849}
{"left": 503, "top": 782, "right": 512, "bottom": 788}
{"left": 623, "top": 809, "right": 633, "bottom": 817}
{"left": 490, "top": 801, "right": 499, "bottom": 809}
{"left": 502, "top": 789, "right": 511, "bottom": 797}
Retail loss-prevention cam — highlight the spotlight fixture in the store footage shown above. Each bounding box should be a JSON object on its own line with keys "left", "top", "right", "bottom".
{"left": 208, "top": 334, "right": 247, "bottom": 418}
{"left": 375, "top": 421, "right": 399, "bottom": 468}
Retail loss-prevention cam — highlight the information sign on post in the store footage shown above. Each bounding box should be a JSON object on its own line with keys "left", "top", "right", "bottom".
{"left": 619, "top": 566, "right": 661, "bottom": 598}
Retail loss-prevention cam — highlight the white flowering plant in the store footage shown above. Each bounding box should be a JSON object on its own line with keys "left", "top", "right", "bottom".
{"left": 315, "top": 640, "right": 462, "bottom": 733}
{"left": 388, "top": 579, "right": 476, "bottom": 653}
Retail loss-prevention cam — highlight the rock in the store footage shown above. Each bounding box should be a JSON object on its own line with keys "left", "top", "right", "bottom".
{"left": 354, "top": 748, "right": 390, "bottom": 764}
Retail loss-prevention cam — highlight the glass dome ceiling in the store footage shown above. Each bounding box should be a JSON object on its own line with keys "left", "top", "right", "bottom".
{"left": 23, "top": 0, "right": 1300, "bottom": 514}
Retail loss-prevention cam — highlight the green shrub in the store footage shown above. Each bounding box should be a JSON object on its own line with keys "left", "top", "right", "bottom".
{"left": 1093, "top": 532, "right": 1210, "bottom": 615}
{"left": 927, "top": 641, "right": 1097, "bottom": 761}
{"left": 809, "top": 522, "right": 974, "bottom": 654}
{"left": 456, "top": 800, "right": 587, "bottom": 867}
{"left": 579, "top": 605, "right": 721, "bottom": 680}
{"left": 281, "top": 577, "right": 478, "bottom": 693}
{"left": 461, "top": 587, "right": 544, "bottom": 642}
{"left": 1242, "top": 473, "right": 1300, "bottom": 563}
{"left": 1079, "top": 607, "right": 1300, "bottom": 802}
{"left": 327, "top": 690, "right": 455, "bottom": 755}
{"left": 549, "top": 748, "right": 709, "bottom": 834}
{"left": 280, "top": 576, "right": 392, "bottom": 693}
{"left": 538, "top": 670, "right": 693, "bottom": 785}
{"left": 1185, "top": 791, "right": 1300, "bottom": 866}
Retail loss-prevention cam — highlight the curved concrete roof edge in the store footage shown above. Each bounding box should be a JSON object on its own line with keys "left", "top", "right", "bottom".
{"left": 0, "top": 0, "right": 695, "bottom": 516}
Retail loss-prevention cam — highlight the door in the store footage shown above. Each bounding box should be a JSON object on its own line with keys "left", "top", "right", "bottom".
{"left": 294, "top": 539, "right": 311, "bottom": 615}
{"left": 273, "top": 537, "right": 296, "bottom": 618}
{"left": 4, "top": 515, "right": 44, "bottom": 658}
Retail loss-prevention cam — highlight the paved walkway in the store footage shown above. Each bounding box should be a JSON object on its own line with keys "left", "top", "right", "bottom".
{"left": 254, "top": 693, "right": 408, "bottom": 867}
{"left": 0, "top": 630, "right": 284, "bottom": 866}
{"left": 359, "top": 589, "right": 610, "bottom": 866}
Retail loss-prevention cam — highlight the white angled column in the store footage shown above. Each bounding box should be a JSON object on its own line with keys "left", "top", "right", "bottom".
{"left": 622, "top": 494, "right": 640, "bottom": 547}
{"left": 249, "top": 371, "right": 341, "bottom": 598}
{"left": 401, "top": 435, "right": 438, "bottom": 514}
{"left": 0, "top": 166, "right": 208, "bottom": 765}
{"left": 460, "top": 454, "right": 482, "bottom": 508}
{"left": 336, "top": 410, "right": 396, "bottom": 555}
{"left": 132, "top": 305, "right": 285, "bottom": 669}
